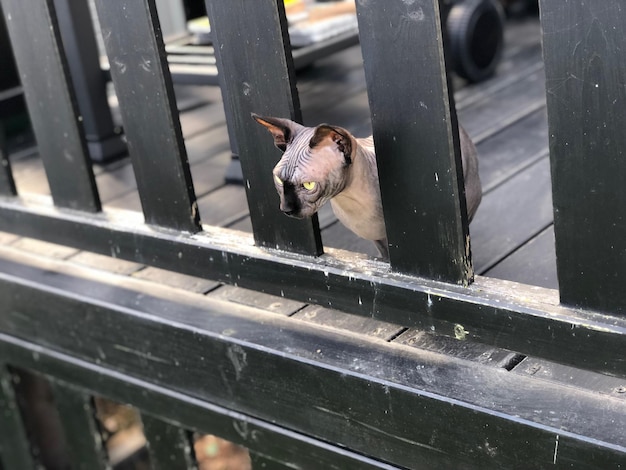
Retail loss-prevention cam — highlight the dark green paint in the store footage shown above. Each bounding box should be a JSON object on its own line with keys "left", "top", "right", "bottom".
{"left": 205, "top": 0, "right": 323, "bottom": 256}
{"left": 93, "top": 0, "right": 200, "bottom": 232}
{"left": 540, "top": 0, "right": 626, "bottom": 314}
{"left": 51, "top": 381, "right": 110, "bottom": 470}
{"left": 356, "top": 0, "right": 471, "bottom": 283}
{"left": 1, "top": 0, "right": 100, "bottom": 211}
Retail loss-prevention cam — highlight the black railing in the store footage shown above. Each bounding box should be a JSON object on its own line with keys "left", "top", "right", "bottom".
{"left": 0, "top": 0, "right": 625, "bottom": 468}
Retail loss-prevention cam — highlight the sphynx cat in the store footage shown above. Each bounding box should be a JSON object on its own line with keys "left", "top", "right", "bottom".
{"left": 253, "top": 114, "right": 482, "bottom": 260}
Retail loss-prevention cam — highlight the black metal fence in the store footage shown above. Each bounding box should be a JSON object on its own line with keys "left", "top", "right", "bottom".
{"left": 0, "top": 0, "right": 625, "bottom": 468}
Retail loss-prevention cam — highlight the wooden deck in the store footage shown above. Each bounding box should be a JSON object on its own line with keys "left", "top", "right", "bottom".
{"left": 8, "top": 16, "right": 556, "bottom": 289}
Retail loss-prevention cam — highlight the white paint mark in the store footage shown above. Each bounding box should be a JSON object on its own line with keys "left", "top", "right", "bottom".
{"left": 233, "top": 420, "right": 249, "bottom": 440}
{"left": 242, "top": 82, "right": 252, "bottom": 96}
{"left": 553, "top": 435, "right": 559, "bottom": 464}
{"left": 113, "top": 344, "right": 171, "bottom": 364}
{"left": 434, "top": 172, "right": 439, "bottom": 182}
{"left": 427, "top": 293, "right": 433, "bottom": 308}
{"left": 113, "top": 59, "right": 127, "bottom": 74}
{"left": 407, "top": 7, "right": 425, "bottom": 22}
{"left": 226, "top": 344, "right": 248, "bottom": 381}
{"left": 139, "top": 57, "right": 152, "bottom": 72}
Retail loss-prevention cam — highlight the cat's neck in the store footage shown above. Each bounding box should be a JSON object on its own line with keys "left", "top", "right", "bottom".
{"left": 343, "top": 136, "right": 377, "bottom": 190}
{"left": 329, "top": 136, "right": 386, "bottom": 241}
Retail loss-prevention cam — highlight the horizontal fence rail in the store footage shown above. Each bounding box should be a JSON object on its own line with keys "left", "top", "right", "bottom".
{"left": 0, "top": 210, "right": 624, "bottom": 380}
{"left": 0, "top": 262, "right": 624, "bottom": 469}
{"left": 0, "top": 340, "right": 401, "bottom": 470}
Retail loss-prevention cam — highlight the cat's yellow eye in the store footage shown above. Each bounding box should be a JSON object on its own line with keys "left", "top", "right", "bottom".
{"left": 273, "top": 174, "right": 283, "bottom": 186}
{"left": 303, "top": 181, "right": 316, "bottom": 191}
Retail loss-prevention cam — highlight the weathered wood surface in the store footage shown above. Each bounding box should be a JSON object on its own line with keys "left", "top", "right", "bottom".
{"left": 356, "top": 0, "right": 470, "bottom": 283}
{"left": 4, "top": 11, "right": 625, "bottom": 469}
{"left": 1, "top": 0, "right": 100, "bottom": 212}
{"left": 51, "top": 381, "right": 110, "bottom": 470}
{"left": 0, "top": 366, "right": 35, "bottom": 470}
{"left": 0, "top": 257, "right": 624, "bottom": 468}
{"left": 141, "top": 414, "right": 196, "bottom": 470}
{"left": 206, "top": 0, "right": 323, "bottom": 256}
{"left": 540, "top": 0, "right": 626, "bottom": 314}
{"left": 93, "top": 0, "right": 200, "bottom": 232}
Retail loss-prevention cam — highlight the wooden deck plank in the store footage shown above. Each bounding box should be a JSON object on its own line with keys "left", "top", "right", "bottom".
{"left": 511, "top": 356, "right": 626, "bottom": 399}
{"left": 185, "top": 125, "right": 231, "bottom": 165}
{"left": 189, "top": 151, "right": 231, "bottom": 197}
{"left": 132, "top": 266, "right": 219, "bottom": 294}
{"left": 292, "top": 305, "right": 405, "bottom": 340}
{"left": 207, "top": 285, "right": 306, "bottom": 317}
{"left": 475, "top": 107, "right": 548, "bottom": 193}
{"left": 395, "top": 329, "right": 522, "bottom": 370}
{"left": 196, "top": 184, "right": 249, "bottom": 227}
{"left": 321, "top": 221, "right": 379, "bottom": 257}
{"left": 458, "top": 69, "right": 546, "bottom": 141}
{"left": 67, "top": 251, "right": 144, "bottom": 276}
{"left": 485, "top": 226, "right": 558, "bottom": 289}
{"left": 471, "top": 157, "right": 553, "bottom": 274}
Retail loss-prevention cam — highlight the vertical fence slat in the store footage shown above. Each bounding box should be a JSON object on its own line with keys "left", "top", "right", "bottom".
{"left": 0, "top": 366, "right": 35, "bottom": 470}
{"left": 142, "top": 414, "right": 196, "bottom": 470}
{"left": 355, "top": 0, "right": 470, "bottom": 283}
{"left": 205, "top": 0, "right": 323, "bottom": 256}
{"left": 540, "top": 1, "right": 626, "bottom": 314}
{"left": 51, "top": 381, "right": 110, "bottom": 470}
{"left": 0, "top": 132, "right": 17, "bottom": 197}
{"left": 53, "top": 0, "right": 125, "bottom": 162}
{"left": 93, "top": 0, "right": 201, "bottom": 233}
{"left": 1, "top": 0, "right": 101, "bottom": 212}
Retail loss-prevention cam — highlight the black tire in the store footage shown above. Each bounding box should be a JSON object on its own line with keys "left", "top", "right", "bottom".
{"left": 447, "top": 0, "right": 505, "bottom": 83}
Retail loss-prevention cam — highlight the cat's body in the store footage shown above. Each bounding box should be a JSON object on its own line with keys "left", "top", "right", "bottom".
{"left": 253, "top": 114, "right": 482, "bottom": 259}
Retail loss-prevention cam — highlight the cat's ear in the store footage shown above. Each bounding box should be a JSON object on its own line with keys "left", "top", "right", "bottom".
{"left": 252, "top": 114, "right": 303, "bottom": 152}
{"left": 309, "top": 125, "right": 353, "bottom": 165}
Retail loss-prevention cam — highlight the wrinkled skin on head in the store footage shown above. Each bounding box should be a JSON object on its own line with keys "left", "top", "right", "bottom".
{"left": 252, "top": 114, "right": 354, "bottom": 219}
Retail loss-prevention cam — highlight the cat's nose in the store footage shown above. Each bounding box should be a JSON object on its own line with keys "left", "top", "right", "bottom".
{"left": 280, "top": 200, "right": 298, "bottom": 216}
{"left": 282, "top": 208, "right": 299, "bottom": 217}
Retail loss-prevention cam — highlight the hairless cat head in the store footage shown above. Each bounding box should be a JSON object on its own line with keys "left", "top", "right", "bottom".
{"left": 252, "top": 114, "right": 355, "bottom": 219}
